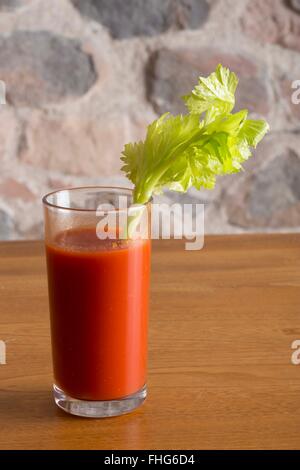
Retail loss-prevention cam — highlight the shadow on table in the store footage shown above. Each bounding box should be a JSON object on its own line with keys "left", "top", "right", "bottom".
{"left": 0, "top": 388, "right": 60, "bottom": 420}
{"left": 0, "top": 388, "right": 138, "bottom": 422}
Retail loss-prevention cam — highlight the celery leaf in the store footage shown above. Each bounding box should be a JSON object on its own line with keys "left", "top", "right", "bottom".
{"left": 121, "top": 64, "right": 269, "bottom": 204}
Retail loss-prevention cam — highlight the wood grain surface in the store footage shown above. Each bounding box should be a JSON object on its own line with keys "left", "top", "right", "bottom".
{"left": 0, "top": 234, "right": 299, "bottom": 450}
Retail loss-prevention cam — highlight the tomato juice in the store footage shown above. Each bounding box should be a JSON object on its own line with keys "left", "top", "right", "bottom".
{"left": 46, "top": 228, "right": 151, "bottom": 401}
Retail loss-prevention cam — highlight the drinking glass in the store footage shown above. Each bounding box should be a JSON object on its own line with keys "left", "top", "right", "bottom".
{"left": 43, "top": 187, "right": 151, "bottom": 417}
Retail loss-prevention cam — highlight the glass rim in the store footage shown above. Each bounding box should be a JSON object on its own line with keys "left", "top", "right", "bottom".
{"left": 42, "top": 185, "right": 151, "bottom": 213}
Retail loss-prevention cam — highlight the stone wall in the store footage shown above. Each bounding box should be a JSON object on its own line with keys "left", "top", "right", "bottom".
{"left": 0, "top": 0, "right": 299, "bottom": 239}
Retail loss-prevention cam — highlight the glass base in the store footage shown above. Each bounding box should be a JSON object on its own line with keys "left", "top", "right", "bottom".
{"left": 53, "top": 384, "right": 147, "bottom": 418}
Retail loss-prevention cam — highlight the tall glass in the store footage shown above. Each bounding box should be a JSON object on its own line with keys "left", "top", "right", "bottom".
{"left": 43, "top": 187, "right": 151, "bottom": 417}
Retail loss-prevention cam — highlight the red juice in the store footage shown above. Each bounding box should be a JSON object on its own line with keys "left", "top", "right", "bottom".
{"left": 46, "top": 228, "right": 151, "bottom": 401}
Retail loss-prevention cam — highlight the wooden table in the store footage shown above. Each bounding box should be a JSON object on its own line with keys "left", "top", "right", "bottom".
{"left": 0, "top": 234, "right": 299, "bottom": 450}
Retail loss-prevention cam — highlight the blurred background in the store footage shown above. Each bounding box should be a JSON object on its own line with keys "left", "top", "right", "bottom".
{"left": 0, "top": 0, "right": 299, "bottom": 240}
